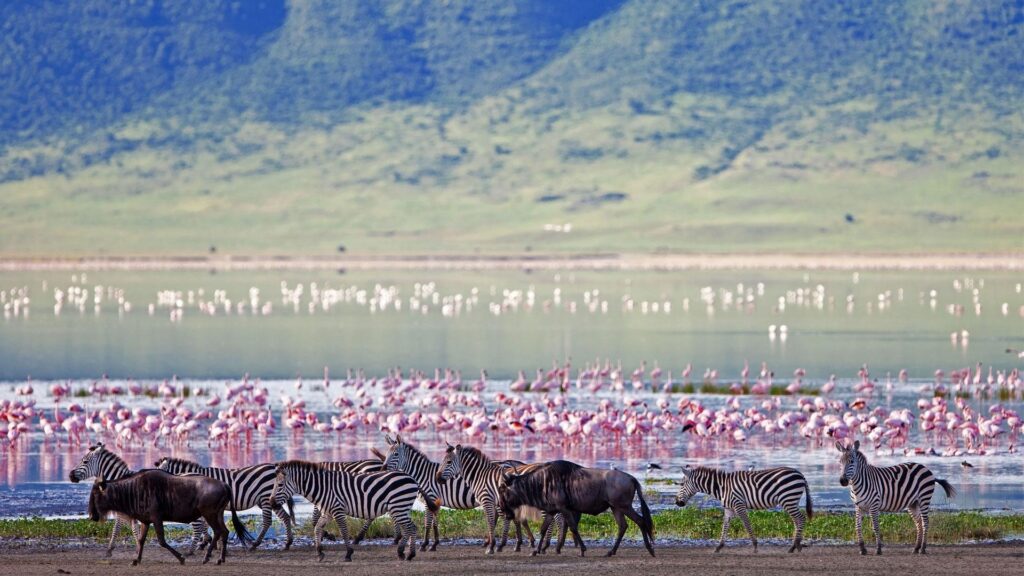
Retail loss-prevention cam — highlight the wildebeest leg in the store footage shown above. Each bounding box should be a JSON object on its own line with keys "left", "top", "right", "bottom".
{"left": 521, "top": 517, "right": 535, "bottom": 550}
{"left": 132, "top": 523, "right": 149, "bottom": 566}
{"left": 622, "top": 506, "right": 655, "bottom": 556}
{"left": 532, "top": 514, "right": 554, "bottom": 556}
{"left": 201, "top": 510, "right": 228, "bottom": 565}
{"left": 607, "top": 509, "right": 628, "bottom": 557}
{"left": 273, "top": 506, "right": 294, "bottom": 550}
{"left": 250, "top": 506, "right": 274, "bottom": 550}
{"left": 562, "top": 510, "right": 587, "bottom": 557}
{"left": 331, "top": 510, "right": 354, "bottom": 562}
{"left": 153, "top": 521, "right": 185, "bottom": 565}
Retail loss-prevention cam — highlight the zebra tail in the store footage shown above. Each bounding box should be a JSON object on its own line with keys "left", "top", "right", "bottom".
{"left": 422, "top": 489, "right": 441, "bottom": 513}
{"left": 227, "top": 489, "right": 254, "bottom": 547}
{"left": 936, "top": 478, "right": 957, "bottom": 499}
{"left": 632, "top": 477, "right": 655, "bottom": 538}
{"left": 804, "top": 482, "right": 814, "bottom": 520}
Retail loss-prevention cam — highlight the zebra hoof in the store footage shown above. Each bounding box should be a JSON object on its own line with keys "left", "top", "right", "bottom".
{"left": 178, "top": 558, "right": 185, "bottom": 565}
{"left": 605, "top": 550, "right": 616, "bottom": 557}
{"left": 486, "top": 548, "right": 495, "bottom": 556}
{"left": 317, "top": 552, "right": 325, "bottom": 562}
{"left": 530, "top": 551, "right": 539, "bottom": 557}
{"left": 217, "top": 559, "right": 225, "bottom": 565}
{"left": 876, "top": 550, "right": 883, "bottom": 556}
{"left": 106, "top": 550, "right": 113, "bottom": 558}
{"left": 131, "top": 560, "right": 140, "bottom": 566}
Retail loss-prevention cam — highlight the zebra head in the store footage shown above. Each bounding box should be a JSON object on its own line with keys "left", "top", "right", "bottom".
{"left": 69, "top": 443, "right": 107, "bottom": 483}
{"left": 436, "top": 442, "right": 461, "bottom": 485}
{"left": 673, "top": 465, "right": 699, "bottom": 507}
{"left": 270, "top": 463, "right": 298, "bottom": 511}
{"left": 382, "top": 433, "right": 409, "bottom": 473}
{"left": 836, "top": 440, "right": 862, "bottom": 486}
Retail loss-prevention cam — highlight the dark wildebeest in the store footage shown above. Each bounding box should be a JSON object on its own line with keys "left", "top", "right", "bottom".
{"left": 88, "top": 469, "right": 253, "bottom": 566}
{"left": 497, "top": 460, "right": 655, "bottom": 557}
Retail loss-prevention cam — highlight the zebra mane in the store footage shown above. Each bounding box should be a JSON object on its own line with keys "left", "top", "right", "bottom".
{"left": 162, "top": 456, "right": 202, "bottom": 468}
{"left": 93, "top": 446, "right": 130, "bottom": 468}
{"left": 458, "top": 445, "right": 491, "bottom": 465}
{"left": 398, "top": 439, "right": 434, "bottom": 463}
{"left": 277, "top": 459, "right": 320, "bottom": 472}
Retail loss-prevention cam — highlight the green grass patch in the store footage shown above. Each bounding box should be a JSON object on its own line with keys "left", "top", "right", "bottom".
{"left": 5, "top": 510, "right": 1022, "bottom": 545}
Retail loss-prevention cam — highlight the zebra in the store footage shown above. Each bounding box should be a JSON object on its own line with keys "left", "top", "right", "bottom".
{"left": 836, "top": 440, "right": 956, "bottom": 555}
{"left": 68, "top": 443, "right": 141, "bottom": 556}
{"left": 268, "top": 457, "right": 407, "bottom": 545}
{"left": 381, "top": 434, "right": 494, "bottom": 551}
{"left": 674, "top": 464, "right": 813, "bottom": 553}
{"left": 269, "top": 460, "right": 420, "bottom": 562}
{"left": 437, "top": 442, "right": 550, "bottom": 555}
{"left": 155, "top": 457, "right": 294, "bottom": 551}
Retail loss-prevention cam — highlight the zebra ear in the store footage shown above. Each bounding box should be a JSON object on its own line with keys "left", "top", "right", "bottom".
{"left": 384, "top": 433, "right": 395, "bottom": 446}
{"left": 834, "top": 441, "right": 845, "bottom": 452}
{"left": 396, "top": 433, "right": 403, "bottom": 444}
{"left": 445, "top": 441, "right": 454, "bottom": 451}
{"left": 853, "top": 440, "right": 860, "bottom": 451}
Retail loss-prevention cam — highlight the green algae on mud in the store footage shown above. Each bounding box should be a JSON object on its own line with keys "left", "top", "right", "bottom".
{"left": 4, "top": 510, "right": 1022, "bottom": 545}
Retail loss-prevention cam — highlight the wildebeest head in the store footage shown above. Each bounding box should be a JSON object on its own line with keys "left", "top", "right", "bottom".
{"left": 836, "top": 440, "right": 861, "bottom": 487}
{"left": 88, "top": 476, "right": 108, "bottom": 521}
{"left": 674, "top": 465, "right": 699, "bottom": 507}
{"left": 69, "top": 443, "right": 106, "bottom": 483}
{"left": 497, "top": 470, "right": 525, "bottom": 516}
{"left": 436, "top": 442, "right": 461, "bottom": 485}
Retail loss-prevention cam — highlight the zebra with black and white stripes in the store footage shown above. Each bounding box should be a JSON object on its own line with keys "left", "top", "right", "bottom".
{"left": 269, "top": 460, "right": 419, "bottom": 562}
{"left": 381, "top": 434, "right": 485, "bottom": 551}
{"left": 674, "top": 464, "right": 813, "bottom": 553}
{"left": 305, "top": 458, "right": 386, "bottom": 542}
{"left": 69, "top": 443, "right": 140, "bottom": 556}
{"left": 437, "top": 443, "right": 544, "bottom": 555}
{"left": 155, "top": 457, "right": 294, "bottom": 551}
{"left": 836, "top": 440, "right": 956, "bottom": 555}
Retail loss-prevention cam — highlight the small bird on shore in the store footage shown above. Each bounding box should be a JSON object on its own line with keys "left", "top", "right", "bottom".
{"left": 961, "top": 461, "right": 974, "bottom": 469}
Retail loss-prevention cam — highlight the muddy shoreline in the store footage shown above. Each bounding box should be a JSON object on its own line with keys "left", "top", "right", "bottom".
{"left": 1, "top": 539, "right": 1021, "bottom": 575}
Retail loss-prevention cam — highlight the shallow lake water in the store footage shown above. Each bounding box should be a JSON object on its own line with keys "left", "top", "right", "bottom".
{"left": 1, "top": 269, "right": 1022, "bottom": 518}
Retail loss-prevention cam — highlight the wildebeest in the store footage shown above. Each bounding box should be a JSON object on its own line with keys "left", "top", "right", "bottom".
{"left": 497, "top": 460, "right": 655, "bottom": 557}
{"left": 88, "top": 469, "right": 252, "bottom": 565}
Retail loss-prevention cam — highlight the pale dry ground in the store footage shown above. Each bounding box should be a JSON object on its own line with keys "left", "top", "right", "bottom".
{"left": 1, "top": 542, "right": 1022, "bottom": 576}
{"left": 1, "top": 253, "right": 1022, "bottom": 271}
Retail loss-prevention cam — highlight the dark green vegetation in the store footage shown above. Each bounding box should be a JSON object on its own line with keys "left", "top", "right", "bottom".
{"left": 3, "top": 510, "right": 1023, "bottom": 544}
{"left": 1, "top": 1, "right": 1022, "bottom": 256}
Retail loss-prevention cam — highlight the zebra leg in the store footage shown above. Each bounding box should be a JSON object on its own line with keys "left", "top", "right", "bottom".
{"left": 532, "top": 514, "right": 554, "bottom": 556}
{"left": 607, "top": 509, "right": 628, "bottom": 557}
{"left": 154, "top": 520, "right": 185, "bottom": 565}
{"left": 555, "top": 513, "right": 570, "bottom": 554}
{"left": 105, "top": 515, "right": 120, "bottom": 557}
{"left": 735, "top": 506, "right": 757, "bottom": 552}
{"left": 313, "top": 507, "right": 336, "bottom": 541}
{"left": 250, "top": 506, "right": 273, "bottom": 551}
{"left": 909, "top": 506, "right": 923, "bottom": 554}
{"left": 496, "top": 513, "right": 512, "bottom": 552}
{"left": 393, "top": 510, "right": 417, "bottom": 561}
{"left": 786, "top": 503, "right": 805, "bottom": 553}
{"left": 420, "top": 508, "right": 433, "bottom": 552}
{"left": 132, "top": 522, "right": 150, "bottom": 566}
{"left": 854, "top": 507, "right": 867, "bottom": 555}
{"left": 430, "top": 508, "right": 440, "bottom": 552}
{"left": 715, "top": 508, "right": 734, "bottom": 553}
{"left": 187, "top": 519, "right": 207, "bottom": 555}
{"left": 483, "top": 500, "right": 498, "bottom": 555}
{"left": 352, "top": 516, "right": 376, "bottom": 544}
{"left": 869, "top": 506, "right": 883, "bottom": 555}
{"left": 313, "top": 512, "right": 330, "bottom": 562}
{"left": 331, "top": 511, "right": 354, "bottom": 562}
{"left": 273, "top": 506, "right": 294, "bottom": 550}
{"left": 919, "top": 508, "right": 930, "bottom": 554}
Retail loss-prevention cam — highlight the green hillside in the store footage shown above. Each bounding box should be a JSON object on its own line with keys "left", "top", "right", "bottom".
{"left": 1, "top": 0, "right": 1021, "bottom": 257}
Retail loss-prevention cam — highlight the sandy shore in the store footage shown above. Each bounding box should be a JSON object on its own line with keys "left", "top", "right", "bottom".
{"left": 0, "top": 541, "right": 1021, "bottom": 576}
{"left": 1, "top": 253, "right": 1022, "bottom": 271}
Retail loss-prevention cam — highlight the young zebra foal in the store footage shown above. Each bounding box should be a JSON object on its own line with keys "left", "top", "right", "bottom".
{"left": 674, "top": 464, "right": 812, "bottom": 553}
{"left": 270, "top": 460, "right": 420, "bottom": 562}
{"left": 836, "top": 440, "right": 956, "bottom": 555}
